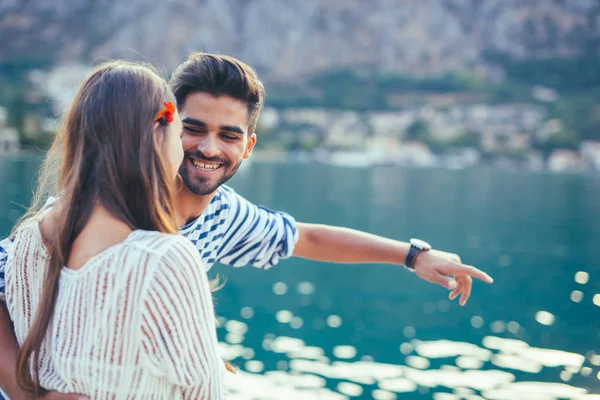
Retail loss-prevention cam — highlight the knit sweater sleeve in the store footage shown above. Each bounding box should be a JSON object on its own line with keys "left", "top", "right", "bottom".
{"left": 140, "top": 235, "right": 226, "bottom": 399}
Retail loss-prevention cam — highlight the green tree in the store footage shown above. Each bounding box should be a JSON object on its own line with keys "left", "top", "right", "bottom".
{"left": 405, "top": 120, "right": 430, "bottom": 141}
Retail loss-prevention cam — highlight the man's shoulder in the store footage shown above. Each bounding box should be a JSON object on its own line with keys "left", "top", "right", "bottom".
{"left": 208, "top": 184, "right": 243, "bottom": 214}
{"left": 207, "top": 185, "right": 251, "bottom": 214}
{"left": 179, "top": 185, "right": 239, "bottom": 235}
{"left": 216, "top": 184, "right": 241, "bottom": 201}
{"left": 202, "top": 184, "right": 234, "bottom": 207}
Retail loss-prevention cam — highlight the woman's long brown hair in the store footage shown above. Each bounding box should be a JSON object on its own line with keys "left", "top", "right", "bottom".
{"left": 14, "top": 60, "right": 183, "bottom": 396}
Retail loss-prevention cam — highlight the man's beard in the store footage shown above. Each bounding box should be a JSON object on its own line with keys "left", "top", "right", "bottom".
{"left": 179, "top": 156, "right": 243, "bottom": 195}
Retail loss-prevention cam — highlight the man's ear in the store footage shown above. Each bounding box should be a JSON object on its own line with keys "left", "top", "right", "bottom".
{"left": 244, "top": 133, "right": 257, "bottom": 159}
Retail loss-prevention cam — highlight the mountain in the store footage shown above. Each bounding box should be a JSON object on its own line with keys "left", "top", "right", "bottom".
{"left": 1, "top": 0, "right": 599, "bottom": 81}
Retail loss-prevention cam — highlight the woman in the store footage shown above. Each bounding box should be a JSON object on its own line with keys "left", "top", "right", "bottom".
{"left": 5, "top": 61, "right": 226, "bottom": 399}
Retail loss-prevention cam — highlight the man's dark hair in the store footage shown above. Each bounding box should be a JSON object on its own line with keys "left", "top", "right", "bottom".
{"left": 169, "top": 52, "right": 265, "bottom": 134}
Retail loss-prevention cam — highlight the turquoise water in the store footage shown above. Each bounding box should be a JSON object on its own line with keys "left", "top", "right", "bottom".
{"left": 1, "top": 155, "right": 599, "bottom": 399}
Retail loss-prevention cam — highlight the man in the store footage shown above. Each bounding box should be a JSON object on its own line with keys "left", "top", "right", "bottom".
{"left": 0, "top": 53, "right": 493, "bottom": 399}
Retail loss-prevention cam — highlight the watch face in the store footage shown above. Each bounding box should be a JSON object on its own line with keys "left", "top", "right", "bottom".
{"left": 410, "top": 238, "right": 431, "bottom": 250}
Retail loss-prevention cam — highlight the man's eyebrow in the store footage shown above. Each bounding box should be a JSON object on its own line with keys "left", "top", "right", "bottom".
{"left": 181, "top": 117, "right": 207, "bottom": 128}
{"left": 220, "top": 125, "right": 245, "bottom": 135}
{"left": 181, "top": 118, "right": 246, "bottom": 135}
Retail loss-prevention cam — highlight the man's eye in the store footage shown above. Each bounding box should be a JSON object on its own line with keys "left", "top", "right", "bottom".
{"left": 184, "top": 126, "right": 202, "bottom": 134}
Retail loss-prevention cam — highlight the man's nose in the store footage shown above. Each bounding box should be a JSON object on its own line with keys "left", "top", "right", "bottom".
{"left": 196, "top": 136, "right": 220, "bottom": 159}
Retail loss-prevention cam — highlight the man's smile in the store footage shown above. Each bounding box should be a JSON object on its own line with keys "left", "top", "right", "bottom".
{"left": 187, "top": 157, "right": 224, "bottom": 173}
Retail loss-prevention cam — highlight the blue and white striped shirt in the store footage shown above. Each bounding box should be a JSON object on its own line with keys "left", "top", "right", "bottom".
{"left": 0, "top": 185, "right": 298, "bottom": 298}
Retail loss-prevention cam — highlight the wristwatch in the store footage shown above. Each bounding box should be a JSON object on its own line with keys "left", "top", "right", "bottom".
{"left": 404, "top": 238, "right": 431, "bottom": 270}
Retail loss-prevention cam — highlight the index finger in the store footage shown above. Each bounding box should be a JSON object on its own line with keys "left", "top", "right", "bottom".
{"left": 452, "top": 264, "right": 493, "bottom": 283}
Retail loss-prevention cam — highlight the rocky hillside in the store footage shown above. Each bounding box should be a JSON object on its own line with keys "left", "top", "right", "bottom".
{"left": 1, "top": 0, "right": 599, "bottom": 81}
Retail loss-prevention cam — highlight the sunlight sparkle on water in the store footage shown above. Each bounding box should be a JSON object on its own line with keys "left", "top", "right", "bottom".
{"left": 575, "top": 271, "right": 589, "bottom": 284}
{"left": 372, "top": 389, "right": 397, "bottom": 400}
{"left": 225, "top": 333, "right": 245, "bottom": 344}
{"left": 403, "top": 326, "right": 416, "bottom": 338}
{"left": 506, "top": 321, "right": 520, "bottom": 334}
{"left": 297, "top": 281, "right": 315, "bottom": 295}
{"left": 491, "top": 353, "right": 543, "bottom": 373}
{"left": 225, "top": 320, "right": 248, "bottom": 334}
{"left": 491, "top": 321, "right": 506, "bottom": 333}
{"left": 482, "top": 336, "right": 529, "bottom": 352}
{"left": 287, "top": 345, "right": 324, "bottom": 360}
{"left": 400, "top": 342, "right": 413, "bottom": 355}
{"left": 378, "top": 378, "right": 418, "bottom": 393}
{"left": 482, "top": 382, "right": 586, "bottom": 400}
{"left": 226, "top": 370, "right": 344, "bottom": 400}
{"left": 470, "top": 316, "right": 484, "bottom": 328}
{"left": 456, "top": 356, "right": 484, "bottom": 369}
{"left": 413, "top": 340, "right": 492, "bottom": 360}
{"left": 454, "top": 387, "right": 475, "bottom": 397}
{"left": 290, "top": 316, "right": 304, "bottom": 329}
{"left": 219, "top": 342, "right": 250, "bottom": 360}
{"left": 273, "top": 282, "right": 288, "bottom": 295}
{"left": 560, "top": 370, "right": 573, "bottom": 382}
{"left": 240, "top": 306, "right": 254, "bottom": 319}
{"left": 571, "top": 290, "right": 584, "bottom": 303}
{"left": 242, "top": 348, "right": 255, "bottom": 360}
{"left": 270, "top": 336, "right": 306, "bottom": 354}
{"left": 245, "top": 360, "right": 264, "bottom": 373}
{"left": 535, "top": 310, "right": 555, "bottom": 326}
{"left": 327, "top": 315, "right": 342, "bottom": 328}
{"left": 405, "top": 355, "right": 430, "bottom": 369}
{"left": 337, "top": 382, "right": 363, "bottom": 397}
{"left": 276, "top": 310, "right": 293, "bottom": 323}
{"left": 217, "top": 333, "right": 596, "bottom": 400}
{"left": 333, "top": 345, "right": 357, "bottom": 359}
{"left": 433, "top": 394, "right": 460, "bottom": 400}
{"left": 219, "top": 330, "right": 594, "bottom": 399}
{"left": 264, "top": 371, "right": 326, "bottom": 388}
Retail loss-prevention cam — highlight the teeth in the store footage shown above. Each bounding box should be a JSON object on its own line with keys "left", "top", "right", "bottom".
{"left": 192, "top": 159, "right": 219, "bottom": 170}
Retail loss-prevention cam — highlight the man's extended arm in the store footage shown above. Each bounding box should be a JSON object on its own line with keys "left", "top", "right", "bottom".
{"left": 210, "top": 189, "right": 492, "bottom": 305}
{"left": 293, "top": 223, "right": 493, "bottom": 305}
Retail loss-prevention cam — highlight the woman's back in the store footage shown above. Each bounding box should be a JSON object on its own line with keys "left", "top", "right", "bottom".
{"left": 6, "top": 222, "right": 226, "bottom": 399}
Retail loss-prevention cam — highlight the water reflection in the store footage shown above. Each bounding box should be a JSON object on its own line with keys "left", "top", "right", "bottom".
{"left": 215, "top": 163, "right": 600, "bottom": 398}
{"left": 2, "top": 159, "right": 600, "bottom": 399}
{"left": 221, "top": 327, "right": 597, "bottom": 399}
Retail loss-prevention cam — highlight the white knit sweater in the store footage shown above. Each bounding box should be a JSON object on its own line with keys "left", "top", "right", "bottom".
{"left": 5, "top": 222, "right": 226, "bottom": 399}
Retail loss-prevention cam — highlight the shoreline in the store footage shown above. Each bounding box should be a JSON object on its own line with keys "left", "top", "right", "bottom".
{"left": 1, "top": 149, "right": 597, "bottom": 176}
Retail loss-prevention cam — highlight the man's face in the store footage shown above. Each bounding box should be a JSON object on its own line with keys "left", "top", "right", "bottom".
{"left": 178, "top": 92, "right": 256, "bottom": 195}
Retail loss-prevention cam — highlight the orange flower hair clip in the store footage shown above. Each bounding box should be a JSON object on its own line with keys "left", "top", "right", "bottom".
{"left": 154, "top": 101, "right": 176, "bottom": 123}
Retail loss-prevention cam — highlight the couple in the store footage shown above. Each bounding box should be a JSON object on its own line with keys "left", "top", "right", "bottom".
{"left": 0, "top": 53, "right": 493, "bottom": 399}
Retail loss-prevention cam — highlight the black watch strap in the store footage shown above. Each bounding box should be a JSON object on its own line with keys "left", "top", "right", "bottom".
{"left": 404, "top": 245, "right": 420, "bottom": 270}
